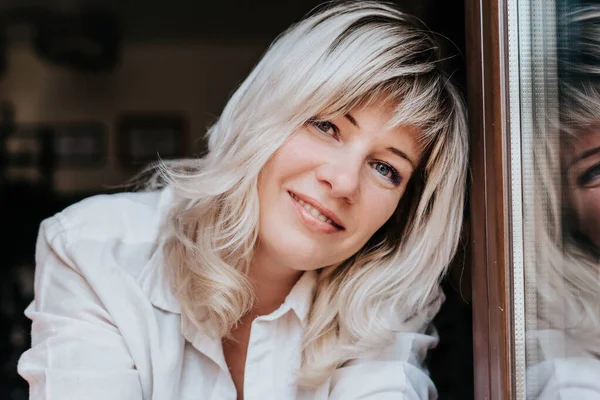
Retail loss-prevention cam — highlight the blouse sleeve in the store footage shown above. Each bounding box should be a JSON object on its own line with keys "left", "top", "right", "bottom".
{"left": 328, "top": 296, "right": 443, "bottom": 400}
{"left": 17, "top": 217, "right": 143, "bottom": 400}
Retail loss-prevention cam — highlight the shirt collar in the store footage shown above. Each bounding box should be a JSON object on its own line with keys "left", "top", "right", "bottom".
{"left": 138, "top": 242, "right": 182, "bottom": 314}
{"left": 136, "top": 186, "right": 182, "bottom": 314}
{"left": 283, "top": 270, "right": 317, "bottom": 327}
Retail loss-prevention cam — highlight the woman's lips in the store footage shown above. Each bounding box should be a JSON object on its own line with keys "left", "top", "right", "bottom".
{"left": 288, "top": 191, "right": 343, "bottom": 234}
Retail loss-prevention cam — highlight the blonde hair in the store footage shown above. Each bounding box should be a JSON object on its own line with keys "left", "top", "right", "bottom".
{"left": 533, "top": 5, "right": 600, "bottom": 355}
{"left": 151, "top": 0, "right": 468, "bottom": 387}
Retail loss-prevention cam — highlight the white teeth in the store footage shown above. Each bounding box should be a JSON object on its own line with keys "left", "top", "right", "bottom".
{"left": 290, "top": 192, "right": 337, "bottom": 226}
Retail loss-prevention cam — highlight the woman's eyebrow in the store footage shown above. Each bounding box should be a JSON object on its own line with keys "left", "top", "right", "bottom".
{"left": 344, "top": 113, "right": 359, "bottom": 128}
{"left": 569, "top": 146, "right": 600, "bottom": 169}
{"left": 387, "top": 147, "right": 415, "bottom": 169}
{"left": 344, "top": 112, "right": 416, "bottom": 168}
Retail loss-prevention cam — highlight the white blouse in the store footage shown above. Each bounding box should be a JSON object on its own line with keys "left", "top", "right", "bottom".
{"left": 526, "top": 329, "right": 600, "bottom": 399}
{"left": 18, "top": 188, "right": 441, "bottom": 400}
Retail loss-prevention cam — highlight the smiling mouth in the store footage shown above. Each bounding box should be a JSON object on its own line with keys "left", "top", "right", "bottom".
{"left": 288, "top": 191, "right": 344, "bottom": 230}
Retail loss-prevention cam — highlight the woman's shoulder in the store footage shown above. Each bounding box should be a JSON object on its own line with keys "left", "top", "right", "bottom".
{"left": 48, "top": 187, "right": 174, "bottom": 243}
{"left": 38, "top": 187, "right": 175, "bottom": 282}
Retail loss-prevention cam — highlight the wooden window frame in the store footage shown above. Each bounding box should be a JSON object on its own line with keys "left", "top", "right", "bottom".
{"left": 465, "top": 0, "right": 514, "bottom": 398}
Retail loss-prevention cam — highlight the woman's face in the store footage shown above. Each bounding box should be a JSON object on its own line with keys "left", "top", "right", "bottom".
{"left": 256, "top": 100, "right": 421, "bottom": 272}
{"left": 565, "top": 127, "right": 600, "bottom": 249}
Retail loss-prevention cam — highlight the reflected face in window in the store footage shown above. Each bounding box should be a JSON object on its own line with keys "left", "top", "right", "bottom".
{"left": 565, "top": 128, "right": 600, "bottom": 250}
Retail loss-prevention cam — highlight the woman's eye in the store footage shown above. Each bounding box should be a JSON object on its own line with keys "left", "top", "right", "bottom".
{"left": 310, "top": 119, "right": 339, "bottom": 137}
{"left": 577, "top": 162, "right": 600, "bottom": 188}
{"left": 372, "top": 161, "right": 402, "bottom": 186}
{"left": 375, "top": 163, "right": 391, "bottom": 176}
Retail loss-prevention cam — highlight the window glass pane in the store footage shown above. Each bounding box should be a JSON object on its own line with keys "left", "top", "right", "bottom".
{"left": 510, "top": 0, "right": 600, "bottom": 398}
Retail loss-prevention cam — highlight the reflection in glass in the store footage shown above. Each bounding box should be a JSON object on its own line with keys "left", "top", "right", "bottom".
{"left": 527, "top": 4, "right": 600, "bottom": 399}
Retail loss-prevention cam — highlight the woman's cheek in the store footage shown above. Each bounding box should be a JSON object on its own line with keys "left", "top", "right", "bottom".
{"left": 364, "top": 188, "right": 402, "bottom": 230}
{"left": 577, "top": 188, "right": 600, "bottom": 247}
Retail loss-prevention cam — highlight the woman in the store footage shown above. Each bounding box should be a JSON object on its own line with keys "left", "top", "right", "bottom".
{"left": 17, "top": 1, "right": 468, "bottom": 399}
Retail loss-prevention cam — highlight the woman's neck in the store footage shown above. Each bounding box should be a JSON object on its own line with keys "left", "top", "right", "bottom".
{"left": 247, "top": 249, "right": 304, "bottom": 317}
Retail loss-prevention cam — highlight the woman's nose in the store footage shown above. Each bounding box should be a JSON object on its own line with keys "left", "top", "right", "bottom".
{"left": 315, "top": 156, "right": 361, "bottom": 203}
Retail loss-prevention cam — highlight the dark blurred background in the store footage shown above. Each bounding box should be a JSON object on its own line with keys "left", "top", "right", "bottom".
{"left": 0, "top": 1, "right": 471, "bottom": 398}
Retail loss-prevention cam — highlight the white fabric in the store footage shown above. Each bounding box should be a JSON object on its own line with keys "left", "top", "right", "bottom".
{"left": 526, "top": 329, "right": 600, "bottom": 399}
{"left": 18, "top": 188, "right": 440, "bottom": 400}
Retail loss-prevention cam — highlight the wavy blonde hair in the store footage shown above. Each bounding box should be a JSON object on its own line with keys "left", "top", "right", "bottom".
{"left": 149, "top": 0, "right": 468, "bottom": 387}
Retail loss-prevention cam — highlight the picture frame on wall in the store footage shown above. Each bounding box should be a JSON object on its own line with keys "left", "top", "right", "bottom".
{"left": 116, "top": 113, "right": 187, "bottom": 168}
{"left": 4, "top": 122, "right": 107, "bottom": 168}
{"left": 53, "top": 123, "right": 107, "bottom": 167}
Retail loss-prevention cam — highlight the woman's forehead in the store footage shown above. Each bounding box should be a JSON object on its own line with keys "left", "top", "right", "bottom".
{"left": 563, "top": 126, "right": 600, "bottom": 164}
